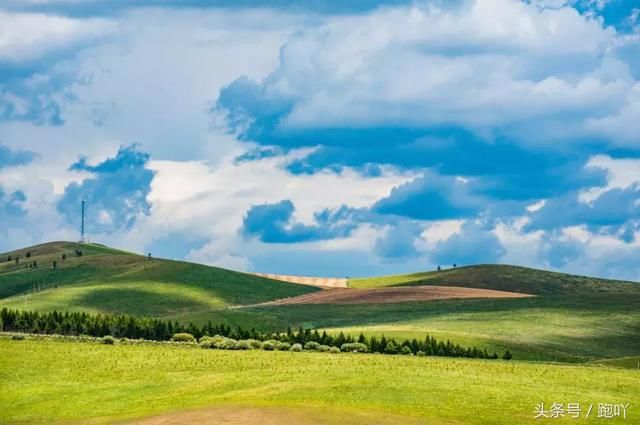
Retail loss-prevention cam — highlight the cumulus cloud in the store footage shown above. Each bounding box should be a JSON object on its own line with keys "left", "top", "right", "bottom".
{"left": 0, "top": 9, "right": 114, "bottom": 64}
{"left": 57, "top": 145, "right": 154, "bottom": 233}
{"left": 526, "top": 184, "right": 640, "bottom": 234}
{"left": 217, "top": 0, "right": 633, "bottom": 148}
{"left": 0, "top": 144, "right": 38, "bottom": 168}
{"left": 374, "top": 221, "right": 424, "bottom": 260}
{"left": 1, "top": 0, "right": 639, "bottom": 279}
{"left": 537, "top": 232, "right": 586, "bottom": 268}
{"left": 373, "top": 171, "right": 483, "bottom": 220}
{"left": 431, "top": 221, "right": 506, "bottom": 265}
{"left": 242, "top": 200, "right": 357, "bottom": 243}
{"left": 0, "top": 188, "right": 27, "bottom": 220}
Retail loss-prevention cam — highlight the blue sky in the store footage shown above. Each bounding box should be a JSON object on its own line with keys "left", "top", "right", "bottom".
{"left": 1, "top": 0, "right": 639, "bottom": 279}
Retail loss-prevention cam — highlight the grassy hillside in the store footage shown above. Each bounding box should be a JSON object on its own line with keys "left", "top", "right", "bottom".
{"left": 166, "top": 295, "right": 639, "bottom": 362}
{"left": 348, "top": 264, "right": 640, "bottom": 295}
{"left": 0, "top": 242, "right": 318, "bottom": 316}
{"left": 1, "top": 337, "right": 637, "bottom": 425}
{"left": 1, "top": 241, "right": 638, "bottom": 363}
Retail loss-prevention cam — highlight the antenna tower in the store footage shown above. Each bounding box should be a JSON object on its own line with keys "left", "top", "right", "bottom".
{"left": 80, "top": 199, "right": 86, "bottom": 243}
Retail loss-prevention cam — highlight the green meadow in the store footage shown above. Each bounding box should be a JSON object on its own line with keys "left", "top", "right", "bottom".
{"left": 1, "top": 241, "right": 639, "bottom": 424}
{"left": 1, "top": 337, "right": 638, "bottom": 425}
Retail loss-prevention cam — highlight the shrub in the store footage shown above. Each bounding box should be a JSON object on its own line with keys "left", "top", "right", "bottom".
{"left": 101, "top": 335, "right": 116, "bottom": 345}
{"left": 401, "top": 346, "right": 413, "bottom": 355}
{"left": 340, "top": 342, "right": 368, "bottom": 353}
{"left": 276, "top": 342, "right": 291, "bottom": 351}
{"left": 217, "top": 337, "right": 238, "bottom": 350}
{"left": 171, "top": 333, "right": 196, "bottom": 343}
{"left": 318, "top": 344, "right": 331, "bottom": 352}
{"left": 304, "top": 341, "right": 320, "bottom": 351}
{"left": 202, "top": 335, "right": 238, "bottom": 350}
{"left": 236, "top": 340, "right": 253, "bottom": 350}
{"left": 502, "top": 350, "right": 513, "bottom": 360}
{"left": 290, "top": 343, "right": 303, "bottom": 352}
{"left": 247, "top": 339, "right": 262, "bottom": 349}
{"left": 198, "top": 336, "right": 216, "bottom": 348}
{"left": 329, "top": 346, "right": 341, "bottom": 354}
{"left": 261, "top": 341, "right": 276, "bottom": 351}
{"left": 11, "top": 334, "right": 25, "bottom": 340}
{"left": 416, "top": 351, "right": 426, "bottom": 357}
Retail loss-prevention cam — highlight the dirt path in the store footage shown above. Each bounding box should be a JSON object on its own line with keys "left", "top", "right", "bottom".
{"left": 257, "top": 285, "right": 533, "bottom": 306}
{"left": 252, "top": 273, "right": 348, "bottom": 288}
{"left": 121, "top": 406, "right": 427, "bottom": 425}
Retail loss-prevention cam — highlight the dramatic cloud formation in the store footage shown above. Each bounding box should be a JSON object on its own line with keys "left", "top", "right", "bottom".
{"left": 57, "top": 145, "right": 154, "bottom": 232}
{"left": 1, "top": 0, "right": 640, "bottom": 279}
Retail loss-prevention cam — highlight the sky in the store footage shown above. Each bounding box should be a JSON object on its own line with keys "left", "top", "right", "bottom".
{"left": 1, "top": 0, "right": 639, "bottom": 280}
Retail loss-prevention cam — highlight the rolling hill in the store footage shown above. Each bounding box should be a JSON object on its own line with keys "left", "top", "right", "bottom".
{"left": 1, "top": 241, "right": 639, "bottom": 362}
{"left": 0, "top": 241, "right": 319, "bottom": 316}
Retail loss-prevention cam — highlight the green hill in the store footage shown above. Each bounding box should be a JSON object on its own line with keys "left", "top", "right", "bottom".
{"left": 0, "top": 241, "right": 318, "bottom": 317}
{"left": 348, "top": 264, "right": 640, "bottom": 295}
{"left": 1, "top": 241, "right": 639, "bottom": 363}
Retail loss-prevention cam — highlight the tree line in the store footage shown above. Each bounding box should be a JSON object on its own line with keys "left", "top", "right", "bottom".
{"left": 0, "top": 308, "right": 510, "bottom": 359}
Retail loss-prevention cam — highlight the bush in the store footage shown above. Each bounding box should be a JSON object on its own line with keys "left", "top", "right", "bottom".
{"left": 329, "top": 346, "right": 341, "bottom": 354}
{"left": 202, "top": 335, "right": 238, "bottom": 350}
{"left": 318, "top": 344, "right": 331, "bottom": 352}
{"left": 247, "top": 339, "right": 262, "bottom": 349}
{"left": 416, "top": 351, "right": 426, "bottom": 357}
{"left": 401, "top": 346, "right": 413, "bottom": 355}
{"left": 171, "top": 333, "right": 196, "bottom": 343}
{"left": 11, "top": 334, "right": 25, "bottom": 340}
{"left": 304, "top": 341, "right": 320, "bottom": 351}
{"left": 198, "top": 336, "right": 216, "bottom": 348}
{"left": 236, "top": 340, "right": 254, "bottom": 350}
{"left": 261, "top": 341, "right": 276, "bottom": 351}
{"left": 217, "top": 337, "right": 238, "bottom": 350}
{"left": 290, "top": 343, "right": 303, "bottom": 352}
{"left": 502, "top": 350, "right": 513, "bottom": 360}
{"left": 276, "top": 342, "right": 291, "bottom": 351}
{"left": 101, "top": 335, "right": 116, "bottom": 345}
{"left": 340, "top": 342, "right": 368, "bottom": 353}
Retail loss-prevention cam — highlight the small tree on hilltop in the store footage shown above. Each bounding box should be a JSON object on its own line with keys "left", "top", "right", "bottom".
{"left": 26, "top": 251, "right": 31, "bottom": 258}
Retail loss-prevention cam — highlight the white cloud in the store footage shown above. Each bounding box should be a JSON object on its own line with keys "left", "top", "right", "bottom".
{"left": 0, "top": 9, "right": 115, "bottom": 63}
{"left": 238, "top": 0, "right": 640, "bottom": 149}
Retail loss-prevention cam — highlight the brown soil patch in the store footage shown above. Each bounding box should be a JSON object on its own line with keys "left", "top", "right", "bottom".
{"left": 252, "top": 273, "right": 348, "bottom": 288}
{"left": 121, "top": 405, "right": 427, "bottom": 425}
{"left": 261, "top": 285, "right": 533, "bottom": 306}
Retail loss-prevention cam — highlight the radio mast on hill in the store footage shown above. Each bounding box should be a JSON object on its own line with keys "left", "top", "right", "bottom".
{"left": 80, "top": 199, "right": 86, "bottom": 243}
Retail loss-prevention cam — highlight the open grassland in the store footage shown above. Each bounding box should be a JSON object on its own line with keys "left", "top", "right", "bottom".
{"left": 1, "top": 338, "right": 638, "bottom": 425}
{"left": 194, "top": 295, "right": 640, "bottom": 362}
{"left": 348, "top": 264, "right": 640, "bottom": 295}
{"left": 0, "top": 242, "right": 318, "bottom": 313}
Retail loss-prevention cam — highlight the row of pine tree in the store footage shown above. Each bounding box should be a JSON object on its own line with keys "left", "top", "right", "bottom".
{"left": 0, "top": 308, "right": 510, "bottom": 359}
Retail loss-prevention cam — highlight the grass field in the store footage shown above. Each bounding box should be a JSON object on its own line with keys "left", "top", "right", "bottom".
{"left": 348, "top": 264, "right": 640, "bottom": 295}
{"left": 1, "top": 337, "right": 638, "bottom": 425}
{"left": 165, "top": 295, "right": 640, "bottom": 362}
{"left": 0, "top": 242, "right": 318, "bottom": 310}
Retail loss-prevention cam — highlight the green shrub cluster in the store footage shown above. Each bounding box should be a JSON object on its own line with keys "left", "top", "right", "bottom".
{"left": 101, "top": 335, "right": 115, "bottom": 345}
{"left": 340, "top": 342, "right": 368, "bottom": 353}
{"left": 171, "top": 333, "right": 196, "bottom": 343}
